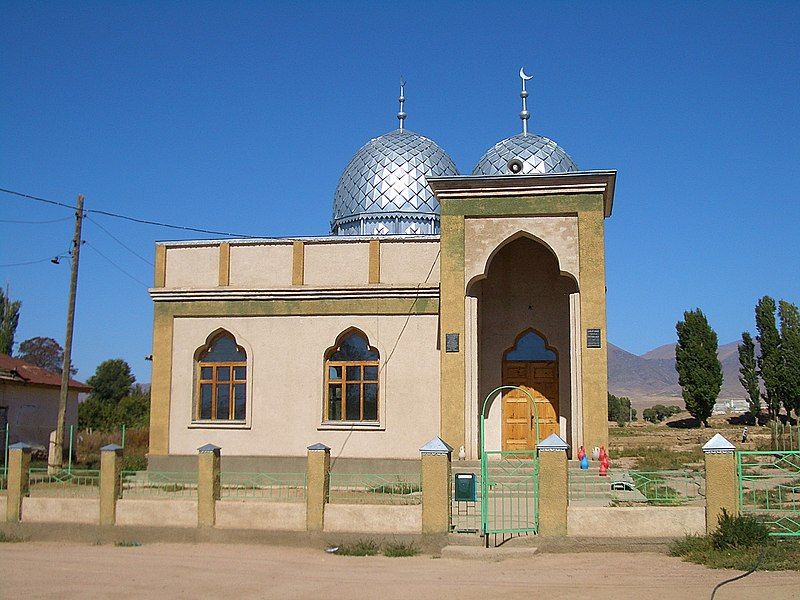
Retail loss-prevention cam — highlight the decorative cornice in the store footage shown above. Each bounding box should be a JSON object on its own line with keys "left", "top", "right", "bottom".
{"left": 420, "top": 436, "right": 453, "bottom": 455}
{"left": 150, "top": 285, "right": 440, "bottom": 302}
{"left": 537, "top": 433, "right": 570, "bottom": 452}
{"left": 428, "top": 171, "right": 616, "bottom": 217}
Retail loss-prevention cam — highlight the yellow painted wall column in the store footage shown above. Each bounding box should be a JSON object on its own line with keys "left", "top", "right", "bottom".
{"left": 149, "top": 303, "right": 174, "bottom": 456}
{"left": 292, "top": 241, "right": 305, "bottom": 285}
{"left": 577, "top": 210, "right": 609, "bottom": 452}
{"left": 420, "top": 437, "right": 452, "bottom": 534}
{"left": 197, "top": 443, "right": 221, "bottom": 528}
{"left": 99, "top": 443, "right": 123, "bottom": 526}
{"left": 702, "top": 434, "right": 737, "bottom": 534}
{"left": 218, "top": 241, "right": 230, "bottom": 286}
{"left": 306, "top": 443, "right": 330, "bottom": 532}
{"left": 537, "top": 434, "right": 569, "bottom": 536}
{"left": 6, "top": 443, "right": 31, "bottom": 523}
{"left": 439, "top": 214, "right": 466, "bottom": 451}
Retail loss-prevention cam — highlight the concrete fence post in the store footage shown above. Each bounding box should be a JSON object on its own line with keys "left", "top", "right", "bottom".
{"left": 6, "top": 442, "right": 32, "bottom": 523}
{"left": 99, "top": 444, "right": 124, "bottom": 526}
{"left": 702, "top": 433, "right": 737, "bottom": 534}
{"left": 420, "top": 437, "right": 452, "bottom": 534}
{"left": 537, "top": 433, "right": 569, "bottom": 536}
{"left": 306, "top": 443, "right": 331, "bottom": 532}
{"left": 197, "top": 444, "right": 221, "bottom": 528}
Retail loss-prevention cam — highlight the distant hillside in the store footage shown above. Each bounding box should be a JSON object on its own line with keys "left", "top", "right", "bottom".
{"left": 609, "top": 340, "right": 746, "bottom": 405}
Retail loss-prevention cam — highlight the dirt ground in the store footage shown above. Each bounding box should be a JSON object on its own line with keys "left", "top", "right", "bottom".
{"left": 1, "top": 542, "right": 797, "bottom": 600}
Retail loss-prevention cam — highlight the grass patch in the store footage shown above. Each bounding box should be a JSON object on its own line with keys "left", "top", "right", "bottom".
{"left": 383, "top": 541, "right": 418, "bottom": 557}
{"left": 335, "top": 539, "right": 380, "bottom": 556}
{"left": 0, "top": 531, "right": 24, "bottom": 543}
{"left": 669, "top": 534, "right": 800, "bottom": 571}
{"left": 670, "top": 511, "right": 800, "bottom": 571}
{"left": 609, "top": 446, "right": 703, "bottom": 470}
{"left": 114, "top": 540, "right": 142, "bottom": 547}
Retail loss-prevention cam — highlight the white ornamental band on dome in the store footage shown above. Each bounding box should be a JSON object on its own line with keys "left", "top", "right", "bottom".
{"left": 331, "top": 128, "right": 459, "bottom": 236}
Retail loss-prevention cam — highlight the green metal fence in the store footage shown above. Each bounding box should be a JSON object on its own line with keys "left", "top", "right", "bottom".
{"left": 328, "top": 473, "right": 421, "bottom": 505}
{"left": 120, "top": 471, "right": 198, "bottom": 499}
{"left": 27, "top": 468, "right": 101, "bottom": 497}
{"left": 628, "top": 470, "right": 704, "bottom": 505}
{"left": 220, "top": 472, "right": 306, "bottom": 502}
{"left": 481, "top": 451, "right": 539, "bottom": 544}
{"left": 737, "top": 450, "right": 800, "bottom": 537}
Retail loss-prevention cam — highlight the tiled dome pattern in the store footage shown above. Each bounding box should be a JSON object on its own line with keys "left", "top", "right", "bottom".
{"left": 472, "top": 133, "right": 578, "bottom": 176}
{"left": 332, "top": 129, "right": 458, "bottom": 236}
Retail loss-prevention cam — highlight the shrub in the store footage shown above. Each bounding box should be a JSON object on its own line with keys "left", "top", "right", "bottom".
{"left": 711, "top": 509, "right": 769, "bottom": 550}
{"left": 336, "top": 539, "right": 380, "bottom": 556}
{"left": 383, "top": 542, "right": 418, "bottom": 557}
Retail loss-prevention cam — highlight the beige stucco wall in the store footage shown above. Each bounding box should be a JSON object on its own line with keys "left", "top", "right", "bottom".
{"left": 216, "top": 500, "right": 306, "bottom": 531}
{"left": 568, "top": 506, "right": 705, "bottom": 537}
{"left": 164, "top": 245, "right": 218, "bottom": 288}
{"left": 116, "top": 499, "right": 197, "bottom": 528}
{"left": 22, "top": 497, "right": 99, "bottom": 524}
{"left": 0, "top": 383, "right": 79, "bottom": 449}
{"left": 303, "top": 242, "right": 370, "bottom": 286}
{"left": 229, "top": 243, "right": 294, "bottom": 288}
{"left": 464, "top": 216, "right": 579, "bottom": 288}
{"left": 380, "top": 240, "right": 440, "bottom": 285}
{"left": 324, "top": 504, "right": 422, "bottom": 533}
{"left": 168, "top": 314, "right": 440, "bottom": 459}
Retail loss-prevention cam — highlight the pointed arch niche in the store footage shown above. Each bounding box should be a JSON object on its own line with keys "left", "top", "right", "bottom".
{"left": 465, "top": 234, "right": 580, "bottom": 455}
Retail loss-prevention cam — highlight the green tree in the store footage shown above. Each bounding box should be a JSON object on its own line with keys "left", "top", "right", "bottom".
{"left": 642, "top": 407, "right": 658, "bottom": 423}
{"left": 738, "top": 331, "right": 761, "bottom": 424}
{"left": 608, "top": 393, "right": 635, "bottom": 425}
{"left": 755, "top": 296, "right": 782, "bottom": 420}
{"left": 17, "top": 336, "right": 77, "bottom": 374}
{"left": 86, "top": 359, "right": 135, "bottom": 404}
{"left": 675, "top": 308, "right": 723, "bottom": 427}
{"left": 778, "top": 300, "right": 800, "bottom": 419}
{"left": 0, "top": 287, "right": 21, "bottom": 355}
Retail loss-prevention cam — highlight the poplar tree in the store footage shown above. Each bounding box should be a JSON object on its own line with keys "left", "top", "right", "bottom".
{"left": 675, "top": 309, "right": 723, "bottom": 427}
{"left": 778, "top": 300, "right": 800, "bottom": 419}
{"left": 755, "top": 296, "right": 782, "bottom": 420}
{"left": 0, "top": 288, "right": 21, "bottom": 355}
{"left": 738, "top": 331, "right": 761, "bottom": 424}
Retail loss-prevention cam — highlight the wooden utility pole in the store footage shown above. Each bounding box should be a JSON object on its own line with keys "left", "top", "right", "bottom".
{"left": 50, "top": 194, "right": 84, "bottom": 472}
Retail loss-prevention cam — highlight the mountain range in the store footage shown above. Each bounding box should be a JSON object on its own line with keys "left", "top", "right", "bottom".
{"left": 608, "top": 340, "right": 745, "bottom": 408}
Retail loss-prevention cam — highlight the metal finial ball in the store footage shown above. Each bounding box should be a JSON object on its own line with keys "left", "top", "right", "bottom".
{"left": 397, "top": 111, "right": 407, "bottom": 120}
{"left": 520, "top": 90, "right": 528, "bottom": 98}
{"left": 520, "top": 110, "right": 530, "bottom": 119}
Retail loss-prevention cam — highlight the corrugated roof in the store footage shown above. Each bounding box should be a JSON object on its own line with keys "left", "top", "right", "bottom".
{"left": 0, "top": 353, "right": 90, "bottom": 392}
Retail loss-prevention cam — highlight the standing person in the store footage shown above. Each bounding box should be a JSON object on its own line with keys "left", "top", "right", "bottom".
{"left": 742, "top": 427, "right": 749, "bottom": 443}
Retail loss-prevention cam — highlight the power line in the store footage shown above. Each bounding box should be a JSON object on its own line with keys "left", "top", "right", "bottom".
{"left": 0, "top": 216, "right": 72, "bottom": 224}
{"left": 0, "top": 257, "right": 57, "bottom": 267}
{"left": 0, "top": 186, "right": 259, "bottom": 238}
{"left": 86, "top": 216, "right": 154, "bottom": 267}
{"left": 84, "top": 241, "right": 150, "bottom": 288}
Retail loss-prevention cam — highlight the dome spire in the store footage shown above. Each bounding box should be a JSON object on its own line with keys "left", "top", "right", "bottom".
{"left": 519, "top": 67, "right": 533, "bottom": 135}
{"left": 397, "top": 78, "right": 406, "bottom": 131}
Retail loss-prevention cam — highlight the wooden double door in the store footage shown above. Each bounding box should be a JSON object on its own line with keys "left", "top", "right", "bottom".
{"left": 502, "top": 360, "right": 559, "bottom": 450}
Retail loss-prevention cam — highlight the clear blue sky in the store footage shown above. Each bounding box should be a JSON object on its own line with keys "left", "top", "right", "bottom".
{"left": 1, "top": 2, "right": 798, "bottom": 383}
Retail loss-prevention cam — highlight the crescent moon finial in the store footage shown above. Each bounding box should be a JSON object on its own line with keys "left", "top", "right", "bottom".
{"left": 519, "top": 67, "right": 533, "bottom": 134}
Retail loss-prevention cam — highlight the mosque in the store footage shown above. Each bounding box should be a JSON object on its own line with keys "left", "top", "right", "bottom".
{"left": 147, "top": 71, "right": 616, "bottom": 468}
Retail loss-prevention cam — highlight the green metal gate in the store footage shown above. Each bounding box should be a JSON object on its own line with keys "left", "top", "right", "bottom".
{"left": 480, "top": 386, "right": 540, "bottom": 547}
{"left": 737, "top": 450, "right": 800, "bottom": 537}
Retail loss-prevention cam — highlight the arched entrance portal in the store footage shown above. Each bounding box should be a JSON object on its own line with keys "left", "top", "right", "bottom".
{"left": 466, "top": 234, "right": 579, "bottom": 456}
{"left": 502, "top": 330, "right": 559, "bottom": 450}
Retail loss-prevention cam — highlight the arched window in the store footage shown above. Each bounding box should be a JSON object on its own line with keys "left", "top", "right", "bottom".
{"left": 505, "top": 330, "right": 557, "bottom": 361}
{"left": 324, "top": 330, "right": 379, "bottom": 422}
{"left": 196, "top": 332, "right": 247, "bottom": 421}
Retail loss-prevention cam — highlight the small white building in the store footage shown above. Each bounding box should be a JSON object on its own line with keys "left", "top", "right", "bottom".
{"left": 0, "top": 353, "right": 87, "bottom": 451}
